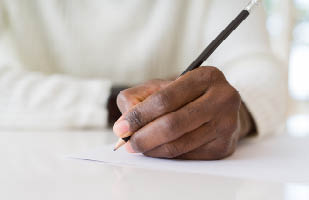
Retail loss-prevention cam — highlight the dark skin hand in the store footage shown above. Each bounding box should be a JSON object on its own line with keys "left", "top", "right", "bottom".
{"left": 113, "top": 66, "right": 255, "bottom": 160}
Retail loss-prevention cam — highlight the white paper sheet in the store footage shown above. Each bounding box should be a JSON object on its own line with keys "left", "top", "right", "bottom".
{"left": 71, "top": 134, "right": 309, "bottom": 183}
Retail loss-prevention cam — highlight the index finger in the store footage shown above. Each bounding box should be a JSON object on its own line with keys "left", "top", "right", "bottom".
{"left": 113, "top": 67, "right": 214, "bottom": 138}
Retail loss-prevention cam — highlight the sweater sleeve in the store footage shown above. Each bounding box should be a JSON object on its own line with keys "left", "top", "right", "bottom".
{"left": 205, "top": 0, "right": 288, "bottom": 136}
{"left": 0, "top": 7, "right": 111, "bottom": 130}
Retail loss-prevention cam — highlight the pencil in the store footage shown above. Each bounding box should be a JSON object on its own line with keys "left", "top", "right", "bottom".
{"left": 114, "top": 0, "right": 261, "bottom": 151}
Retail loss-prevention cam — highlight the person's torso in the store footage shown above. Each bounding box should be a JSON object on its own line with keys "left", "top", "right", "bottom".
{"left": 3, "top": 0, "right": 211, "bottom": 84}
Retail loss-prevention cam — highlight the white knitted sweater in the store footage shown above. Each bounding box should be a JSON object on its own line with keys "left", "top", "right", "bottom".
{"left": 0, "top": 0, "right": 287, "bottom": 135}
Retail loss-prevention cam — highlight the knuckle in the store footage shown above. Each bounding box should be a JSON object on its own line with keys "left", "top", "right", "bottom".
{"left": 162, "top": 143, "right": 181, "bottom": 158}
{"left": 219, "top": 86, "right": 241, "bottom": 109}
{"left": 116, "top": 91, "right": 130, "bottom": 113}
{"left": 208, "top": 148, "right": 229, "bottom": 160}
{"left": 117, "top": 90, "right": 130, "bottom": 106}
{"left": 196, "top": 68, "right": 212, "bottom": 84}
{"left": 212, "top": 140, "right": 233, "bottom": 159}
{"left": 162, "top": 115, "right": 180, "bottom": 134}
{"left": 228, "top": 88, "right": 241, "bottom": 105}
{"left": 206, "top": 66, "right": 221, "bottom": 75}
{"left": 130, "top": 134, "right": 146, "bottom": 153}
{"left": 125, "top": 108, "right": 143, "bottom": 131}
{"left": 218, "top": 117, "right": 238, "bottom": 138}
{"left": 200, "top": 138, "right": 235, "bottom": 160}
{"left": 117, "top": 90, "right": 130, "bottom": 101}
{"left": 207, "top": 66, "right": 224, "bottom": 79}
{"left": 196, "top": 66, "right": 225, "bottom": 84}
{"left": 152, "top": 91, "right": 171, "bottom": 112}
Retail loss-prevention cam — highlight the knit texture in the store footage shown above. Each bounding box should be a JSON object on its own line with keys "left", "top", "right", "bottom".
{"left": 0, "top": 0, "right": 287, "bottom": 133}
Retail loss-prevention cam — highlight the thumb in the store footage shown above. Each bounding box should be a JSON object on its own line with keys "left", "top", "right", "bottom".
{"left": 116, "top": 80, "right": 171, "bottom": 114}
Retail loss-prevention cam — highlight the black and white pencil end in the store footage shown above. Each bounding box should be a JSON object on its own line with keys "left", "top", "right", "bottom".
{"left": 245, "top": 0, "right": 261, "bottom": 13}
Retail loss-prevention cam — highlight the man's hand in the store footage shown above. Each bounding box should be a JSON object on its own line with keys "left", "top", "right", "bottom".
{"left": 113, "top": 67, "right": 254, "bottom": 160}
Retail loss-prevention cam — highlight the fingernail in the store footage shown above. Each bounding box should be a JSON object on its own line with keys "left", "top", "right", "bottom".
{"left": 125, "top": 142, "right": 135, "bottom": 153}
{"left": 113, "top": 120, "right": 130, "bottom": 137}
{"left": 115, "top": 115, "right": 124, "bottom": 124}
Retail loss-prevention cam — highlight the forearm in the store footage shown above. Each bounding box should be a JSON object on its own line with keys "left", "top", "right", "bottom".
{"left": 0, "top": 65, "right": 111, "bottom": 130}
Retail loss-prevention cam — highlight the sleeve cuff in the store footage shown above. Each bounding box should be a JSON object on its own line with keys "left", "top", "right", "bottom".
{"left": 222, "top": 55, "right": 288, "bottom": 137}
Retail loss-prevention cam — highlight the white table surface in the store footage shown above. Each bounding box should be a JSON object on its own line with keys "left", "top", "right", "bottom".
{"left": 1, "top": 129, "right": 309, "bottom": 200}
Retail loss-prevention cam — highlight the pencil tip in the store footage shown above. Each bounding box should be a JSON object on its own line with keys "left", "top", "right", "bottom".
{"left": 113, "top": 139, "right": 126, "bottom": 152}
{"left": 113, "top": 148, "right": 116, "bottom": 151}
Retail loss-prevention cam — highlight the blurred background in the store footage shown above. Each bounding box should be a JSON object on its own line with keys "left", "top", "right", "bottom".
{"left": 265, "top": 0, "right": 309, "bottom": 136}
